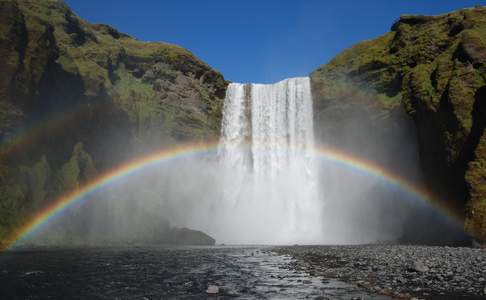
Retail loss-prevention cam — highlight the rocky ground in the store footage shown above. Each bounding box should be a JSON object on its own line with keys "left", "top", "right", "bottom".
{"left": 275, "top": 245, "right": 486, "bottom": 299}
{"left": 0, "top": 246, "right": 387, "bottom": 299}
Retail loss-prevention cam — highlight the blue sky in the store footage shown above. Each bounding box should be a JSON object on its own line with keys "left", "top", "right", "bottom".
{"left": 66, "top": 0, "right": 485, "bottom": 83}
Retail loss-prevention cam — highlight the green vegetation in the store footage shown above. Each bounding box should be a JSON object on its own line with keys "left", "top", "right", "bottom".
{"left": 465, "top": 133, "right": 486, "bottom": 241}
{"left": 1, "top": 0, "right": 484, "bottom": 244}
{"left": 52, "top": 143, "right": 96, "bottom": 196}
{"left": 311, "top": 6, "right": 486, "bottom": 242}
{"left": 0, "top": 0, "right": 227, "bottom": 242}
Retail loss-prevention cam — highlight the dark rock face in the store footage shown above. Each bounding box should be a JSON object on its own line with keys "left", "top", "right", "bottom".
{"left": 311, "top": 6, "right": 486, "bottom": 243}
{"left": 0, "top": 0, "right": 227, "bottom": 241}
{"left": 169, "top": 228, "right": 216, "bottom": 246}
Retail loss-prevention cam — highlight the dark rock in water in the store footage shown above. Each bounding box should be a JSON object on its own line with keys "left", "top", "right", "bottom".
{"left": 169, "top": 228, "right": 215, "bottom": 246}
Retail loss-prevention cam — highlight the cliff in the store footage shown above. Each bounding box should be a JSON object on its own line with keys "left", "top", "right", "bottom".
{"left": 1, "top": 1, "right": 485, "bottom": 245}
{"left": 311, "top": 6, "right": 486, "bottom": 242}
{"left": 0, "top": 0, "right": 226, "bottom": 241}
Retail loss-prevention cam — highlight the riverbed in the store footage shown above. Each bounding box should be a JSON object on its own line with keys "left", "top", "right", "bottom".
{"left": 0, "top": 245, "right": 387, "bottom": 299}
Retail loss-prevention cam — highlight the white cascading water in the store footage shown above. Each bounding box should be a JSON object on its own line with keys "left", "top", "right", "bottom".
{"left": 217, "top": 77, "right": 323, "bottom": 244}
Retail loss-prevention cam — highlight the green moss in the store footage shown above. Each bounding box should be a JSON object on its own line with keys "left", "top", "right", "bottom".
{"left": 54, "top": 153, "right": 80, "bottom": 193}
{"left": 0, "top": 0, "right": 225, "bottom": 243}
{"left": 111, "top": 65, "right": 157, "bottom": 123}
{"left": 7, "top": 0, "right": 225, "bottom": 142}
{"left": 52, "top": 142, "right": 96, "bottom": 196}
{"left": 120, "top": 38, "right": 193, "bottom": 61}
{"left": 311, "top": 6, "right": 486, "bottom": 242}
{"left": 408, "top": 63, "right": 440, "bottom": 111}
{"left": 196, "top": 84, "right": 223, "bottom": 127}
{"left": 432, "top": 56, "right": 454, "bottom": 93}
{"left": 24, "top": 155, "right": 50, "bottom": 207}
{"left": 324, "top": 33, "right": 394, "bottom": 74}
{"left": 0, "top": 164, "right": 28, "bottom": 241}
{"left": 0, "top": 101, "right": 23, "bottom": 131}
{"left": 465, "top": 132, "right": 486, "bottom": 241}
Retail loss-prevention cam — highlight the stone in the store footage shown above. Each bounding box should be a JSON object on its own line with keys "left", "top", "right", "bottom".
{"left": 206, "top": 285, "right": 219, "bottom": 294}
{"left": 411, "top": 261, "right": 429, "bottom": 273}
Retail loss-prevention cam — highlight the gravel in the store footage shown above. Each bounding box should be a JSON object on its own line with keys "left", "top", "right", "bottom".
{"left": 275, "top": 245, "right": 486, "bottom": 299}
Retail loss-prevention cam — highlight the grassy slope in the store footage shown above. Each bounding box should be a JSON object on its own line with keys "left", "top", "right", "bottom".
{"left": 311, "top": 6, "right": 486, "bottom": 241}
{"left": 0, "top": 0, "right": 227, "bottom": 244}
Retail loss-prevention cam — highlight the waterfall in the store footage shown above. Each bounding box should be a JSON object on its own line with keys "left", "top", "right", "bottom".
{"left": 217, "top": 77, "right": 322, "bottom": 244}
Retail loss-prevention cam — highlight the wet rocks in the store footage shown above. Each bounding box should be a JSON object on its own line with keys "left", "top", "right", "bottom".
{"left": 407, "top": 260, "right": 429, "bottom": 273}
{"left": 276, "top": 245, "right": 486, "bottom": 299}
{"left": 206, "top": 285, "right": 219, "bottom": 294}
{"left": 0, "top": 247, "right": 383, "bottom": 299}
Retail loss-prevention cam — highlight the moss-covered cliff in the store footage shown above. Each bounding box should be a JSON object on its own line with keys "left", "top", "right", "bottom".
{"left": 311, "top": 6, "right": 486, "bottom": 242}
{"left": 0, "top": 0, "right": 227, "bottom": 242}
{"left": 1, "top": 0, "right": 484, "bottom": 245}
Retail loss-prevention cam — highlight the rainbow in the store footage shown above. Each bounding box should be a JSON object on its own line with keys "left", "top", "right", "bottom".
{"left": 1, "top": 142, "right": 462, "bottom": 250}
{"left": 0, "top": 103, "right": 97, "bottom": 158}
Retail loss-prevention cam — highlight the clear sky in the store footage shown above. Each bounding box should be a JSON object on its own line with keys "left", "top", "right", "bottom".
{"left": 65, "top": 0, "right": 485, "bottom": 83}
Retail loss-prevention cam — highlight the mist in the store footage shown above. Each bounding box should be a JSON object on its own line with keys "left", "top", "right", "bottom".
{"left": 27, "top": 77, "right": 468, "bottom": 247}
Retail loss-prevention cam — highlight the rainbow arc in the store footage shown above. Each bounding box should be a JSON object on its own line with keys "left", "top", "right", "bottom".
{"left": 0, "top": 142, "right": 462, "bottom": 250}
